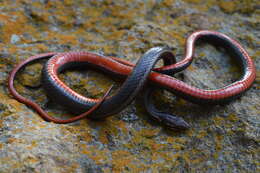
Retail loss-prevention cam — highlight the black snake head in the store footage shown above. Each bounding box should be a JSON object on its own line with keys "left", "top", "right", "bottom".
{"left": 158, "top": 112, "right": 190, "bottom": 130}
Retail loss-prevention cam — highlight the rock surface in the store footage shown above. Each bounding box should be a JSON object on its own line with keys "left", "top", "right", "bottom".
{"left": 0, "top": 0, "right": 259, "bottom": 172}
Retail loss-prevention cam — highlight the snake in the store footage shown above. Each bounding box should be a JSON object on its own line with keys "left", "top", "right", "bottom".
{"left": 8, "top": 30, "right": 256, "bottom": 130}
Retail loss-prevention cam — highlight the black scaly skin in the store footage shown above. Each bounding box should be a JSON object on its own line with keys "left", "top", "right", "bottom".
{"left": 144, "top": 88, "right": 190, "bottom": 130}
{"left": 42, "top": 47, "right": 190, "bottom": 130}
{"left": 144, "top": 50, "right": 190, "bottom": 130}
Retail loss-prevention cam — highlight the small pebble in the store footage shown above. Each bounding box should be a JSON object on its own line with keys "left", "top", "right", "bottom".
{"left": 10, "top": 34, "right": 20, "bottom": 44}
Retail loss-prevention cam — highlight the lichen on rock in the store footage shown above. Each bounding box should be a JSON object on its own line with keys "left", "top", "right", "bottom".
{"left": 0, "top": 0, "right": 259, "bottom": 172}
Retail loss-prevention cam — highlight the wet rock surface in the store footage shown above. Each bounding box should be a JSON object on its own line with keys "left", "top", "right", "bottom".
{"left": 0, "top": 0, "right": 259, "bottom": 172}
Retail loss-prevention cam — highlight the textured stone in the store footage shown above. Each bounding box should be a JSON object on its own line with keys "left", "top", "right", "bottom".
{"left": 0, "top": 0, "right": 259, "bottom": 172}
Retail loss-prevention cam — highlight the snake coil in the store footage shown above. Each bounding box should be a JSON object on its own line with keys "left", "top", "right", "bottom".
{"left": 8, "top": 30, "right": 256, "bottom": 130}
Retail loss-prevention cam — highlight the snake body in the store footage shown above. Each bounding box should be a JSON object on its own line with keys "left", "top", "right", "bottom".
{"left": 8, "top": 30, "right": 256, "bottom": 130}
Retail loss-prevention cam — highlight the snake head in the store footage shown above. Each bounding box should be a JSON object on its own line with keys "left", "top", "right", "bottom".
{"left": 158, "top": 112, "right": 190, "bottom": 130}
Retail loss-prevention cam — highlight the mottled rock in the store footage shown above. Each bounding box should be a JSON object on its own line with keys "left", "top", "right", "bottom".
{"left": 0, "top": 0, "right": 259, "bottom": 172}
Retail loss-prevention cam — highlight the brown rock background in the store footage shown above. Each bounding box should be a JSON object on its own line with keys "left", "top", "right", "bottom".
{"left": 0, "top": 0, "right": 259, "bottom": 172}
